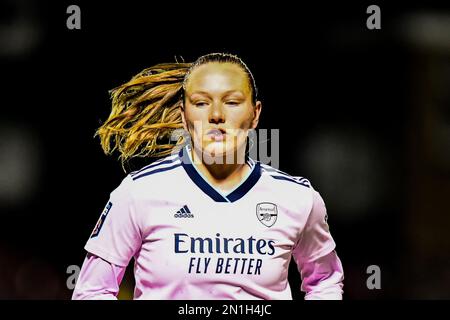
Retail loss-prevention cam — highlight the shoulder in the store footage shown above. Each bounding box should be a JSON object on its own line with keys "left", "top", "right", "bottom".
{"left": 259, "top": 163, "right": 316, "bottom": 210}
{"left": 112, "top": 153, "right": 183, "bottom": 198}
{"left": 259, "top": 164, "right": 329, "bottom": 222}
{"left": 260, "top": 163, "right": 312, "bottom": 189}
{"left": 129, "top": 153, "right": 182, "bottom": 181}
{"left": 259, "top": 163, "right": 325, "bottom": 223}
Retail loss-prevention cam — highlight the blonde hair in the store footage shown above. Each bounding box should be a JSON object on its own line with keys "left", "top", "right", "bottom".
{"left": 95, "top": 53, "right": 258, "bottom": 171}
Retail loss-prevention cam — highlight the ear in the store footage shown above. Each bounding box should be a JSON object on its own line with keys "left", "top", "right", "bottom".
{"left": 251, "top": 101, "right": 262, "bottom": 129}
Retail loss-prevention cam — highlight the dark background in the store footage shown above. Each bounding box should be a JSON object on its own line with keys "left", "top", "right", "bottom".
{"left": 1, "top": 1, "right": 450, "bottom": 299}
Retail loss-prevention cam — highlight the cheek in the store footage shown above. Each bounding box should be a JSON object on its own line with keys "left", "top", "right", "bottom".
{"left": 183, "top": 109, "right": 199, "bottom": 130}
{"left": 233, "top": 107, "right": 254, "bottom": 129}
{"left": 184, "top": 107, "right": 208, "bottom": 126}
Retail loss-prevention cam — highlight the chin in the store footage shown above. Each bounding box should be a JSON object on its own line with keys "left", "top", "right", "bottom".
{"left": 201, "top": 142, "right": 235, "bottom": 163}
{"left": 204, "top": 142, "right": 228, "bottom": 157}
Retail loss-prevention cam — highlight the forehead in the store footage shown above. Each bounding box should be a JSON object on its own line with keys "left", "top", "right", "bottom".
{"left": 185, "top": 62, "right": 250, "bottom": 94}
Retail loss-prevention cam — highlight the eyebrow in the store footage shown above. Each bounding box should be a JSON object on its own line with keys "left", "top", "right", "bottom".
{"left": 222, "top": 90, "right": 245, "bottom": 97}
{"left": 189, "top": 91, "right": 211, "bottom": 97}
{"left": 189, "top": 90, "right": 244, "bottom": 97}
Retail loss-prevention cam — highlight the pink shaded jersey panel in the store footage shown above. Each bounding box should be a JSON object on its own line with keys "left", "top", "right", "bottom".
{"left": 78, "top": 153, "right": 343, "bottom": 300}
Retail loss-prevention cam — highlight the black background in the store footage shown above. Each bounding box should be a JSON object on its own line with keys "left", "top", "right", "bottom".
{"left": 1, "top": 1, "right": 450, "bottom": 299}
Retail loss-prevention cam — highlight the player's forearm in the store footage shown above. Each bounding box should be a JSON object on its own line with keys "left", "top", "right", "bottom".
{"left": 303, "top": 273, "right": 344, "bottom": 300}
{"left": 72, "top": 288, "right": 119, "bottom": 300}
{"left": 301, "top": 250, "right": 344, "bottom": 300}
{"left": 72, "top": 253, "right": 125, "bottom": 300}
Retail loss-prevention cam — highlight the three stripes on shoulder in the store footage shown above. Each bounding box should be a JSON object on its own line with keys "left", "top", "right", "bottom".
{"left": 261, "top": 165, "right": 310, "bottom": 188}
{"left": 129, "top": 156, "right": 310, "bottom": 189}
{"left": 130, "top": 155, "right": 180, "bottom": 181}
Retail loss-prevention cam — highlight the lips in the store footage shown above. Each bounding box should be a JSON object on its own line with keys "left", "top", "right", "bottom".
{"left": 206, "top": 128, "right": 226, "bottom": 141}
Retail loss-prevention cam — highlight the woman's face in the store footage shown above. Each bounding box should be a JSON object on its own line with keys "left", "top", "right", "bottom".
{"left": 182, "top": 62, "right": 261, "bottom": 163}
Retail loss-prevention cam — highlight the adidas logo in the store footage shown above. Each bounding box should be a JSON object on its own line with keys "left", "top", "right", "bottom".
{"left": 174, "top": 205, "right": 194, "bottom": 218}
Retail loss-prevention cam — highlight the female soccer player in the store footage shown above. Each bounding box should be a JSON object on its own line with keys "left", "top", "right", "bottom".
{"left": 72, "top": 53, "right": 344, "bottom": 300}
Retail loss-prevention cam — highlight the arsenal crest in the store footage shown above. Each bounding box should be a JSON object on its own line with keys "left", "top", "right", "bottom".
{"left": 256, "top": 202, "right": 278, "bottom": 227}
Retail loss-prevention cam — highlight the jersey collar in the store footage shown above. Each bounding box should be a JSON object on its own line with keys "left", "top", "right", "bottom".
{"left": 179, "top": 145, "right": 261, "bottom": 203}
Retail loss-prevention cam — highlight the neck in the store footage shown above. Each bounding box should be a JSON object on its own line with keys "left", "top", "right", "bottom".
{"left": 189, "top": 146, "right": 251, "bottom": 193}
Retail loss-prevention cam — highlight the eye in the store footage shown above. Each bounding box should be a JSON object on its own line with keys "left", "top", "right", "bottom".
{"left": 194, "top": 101, "right": 208, "bottom": 107}
{"left": 225, "top": 101, "right": 240, "bottom": 106}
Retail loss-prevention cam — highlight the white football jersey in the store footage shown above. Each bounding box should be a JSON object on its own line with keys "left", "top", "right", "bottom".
{"left": 84, "top": 144, "right": 340, "bottom": 299}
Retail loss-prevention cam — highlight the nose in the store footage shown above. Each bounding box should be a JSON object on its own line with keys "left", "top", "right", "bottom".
{"left": 209, "top": 102, "right": 225, "bottom": 124}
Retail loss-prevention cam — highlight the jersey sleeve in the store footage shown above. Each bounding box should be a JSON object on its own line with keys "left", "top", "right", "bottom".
{"left": 293, "top": 188, "right": 336, "bottom": 263}
{"left": 299, "top": 250, "right": 344, "bottom": 300}
{"left": 84, "top": 175, "right": 142, "bottom": 267}
{"left": 72, "top": 253, "right": 126, "bottom": 300}
{"left": 292, "top": 187, "right": 344, "bottom": 299}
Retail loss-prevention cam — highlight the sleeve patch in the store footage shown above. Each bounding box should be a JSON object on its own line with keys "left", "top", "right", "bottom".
{"left": 90, "top": 201, "right": 113, "bottom": 238}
